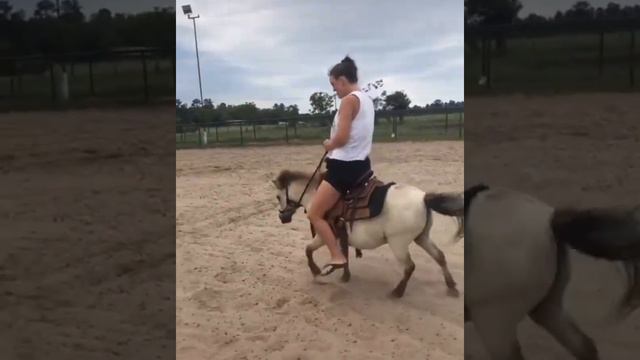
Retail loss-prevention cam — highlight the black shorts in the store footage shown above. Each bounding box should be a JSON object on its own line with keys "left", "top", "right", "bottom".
{"left": 324, "top": 157, "right": 372, "bottom": 195}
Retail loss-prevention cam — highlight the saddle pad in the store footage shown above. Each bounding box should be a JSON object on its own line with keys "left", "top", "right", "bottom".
{"left": 366, "top": 182, "right": 396, "bottom": 219}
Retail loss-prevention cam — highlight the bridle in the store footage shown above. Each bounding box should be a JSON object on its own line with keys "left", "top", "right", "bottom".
{"left": 278, "top": 151, "right": 327, "bottom": 223}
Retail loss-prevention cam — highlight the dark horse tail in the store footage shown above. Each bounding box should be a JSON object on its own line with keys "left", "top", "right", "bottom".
{"left": 424, "top": 192, "right": 465, "bottom": 240}
{"left": 552, "top": 205, "right": 640, "bottom": 315}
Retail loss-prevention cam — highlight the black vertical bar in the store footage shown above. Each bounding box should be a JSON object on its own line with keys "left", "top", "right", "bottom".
{"left": 142, "top": 51, "right": 149, "bottom": 101}
{"left": 240, "top": 125, "right": 244, "bottom": 145}
{"left": 172, "top": 54, "right": 176, "bottom": 86}
{"left": 598, "top": 31, "right": 604, "bottom": 77}
{"left": 253, "top": 122, "right": 256, "bottom": 140}
{"left": 293, "top": 121, "right": 297, "bottom": 138}
{"left": 50, "top": 62, "right": 56, "bottom": 103}
{"left": 89, "top": 59, "right": 95, "bottom": 96}
{"left": 458, "top": 112, "right": 463, "bottom": 138}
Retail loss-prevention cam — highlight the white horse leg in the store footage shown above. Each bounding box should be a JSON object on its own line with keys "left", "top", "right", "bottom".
{"left": 414, "top": 233, "right": 457, "bottom": 292}
{"left": 305, "top": 235, "right": 324, "bottom": 277}
{"left": 528, "top": 246, "right": 599, "bottom": 360}
{"left": 388, "top": 238, "right": 416, "bottom": 298}
{"left": 470, "top": 304, "right": 525, "bottom": 360}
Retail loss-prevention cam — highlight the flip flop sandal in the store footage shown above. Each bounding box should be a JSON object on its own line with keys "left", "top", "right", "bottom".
{"left": 319, "top": 262, "right": 347, "bottom": 276}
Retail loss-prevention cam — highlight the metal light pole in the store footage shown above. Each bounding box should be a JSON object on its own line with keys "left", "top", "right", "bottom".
{"left": 182, "top": 5, "right": 203, "bottom": 106}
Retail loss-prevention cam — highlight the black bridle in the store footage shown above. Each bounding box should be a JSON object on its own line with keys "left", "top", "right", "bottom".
{"left": 279, "top": 151, "right": 327, "bottom": 223}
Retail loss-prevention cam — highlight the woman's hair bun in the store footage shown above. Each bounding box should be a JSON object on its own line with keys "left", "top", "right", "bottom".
{"left": 341, "top": 56, "right": 355, "bottom": 64}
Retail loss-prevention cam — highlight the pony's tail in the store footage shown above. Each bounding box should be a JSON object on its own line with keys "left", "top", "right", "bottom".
{"left": 551, "top": 206, "right": 640, "bottom": 316}
{"left": 424, "top": 192, "right": 464, "bottom": 241}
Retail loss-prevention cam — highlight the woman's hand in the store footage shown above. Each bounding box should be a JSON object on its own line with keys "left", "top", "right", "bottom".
{"left": 323, "top": 139, "right": 333, "bottom": 151}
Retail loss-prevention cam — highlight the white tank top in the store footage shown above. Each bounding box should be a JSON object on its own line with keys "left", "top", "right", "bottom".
{"left": 328, "top": 90, "right": 374, "bottom": 161}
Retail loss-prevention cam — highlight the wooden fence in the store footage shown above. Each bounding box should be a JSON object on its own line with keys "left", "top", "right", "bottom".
{"left": 176, "top": 106, "right": 464, "bottom": 148}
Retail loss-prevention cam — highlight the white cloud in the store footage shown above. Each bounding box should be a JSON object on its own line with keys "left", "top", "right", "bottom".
{"left": 176, "top": 0, "right": 463, "bottom": 113}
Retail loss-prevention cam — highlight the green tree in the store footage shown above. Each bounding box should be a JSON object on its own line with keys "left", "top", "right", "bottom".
{"left": 34, "top": 0, "right": 56, "bottom": 19}
{"left": 309, "top": 92, "right": 334, "bottom": 114}
{"left": 465, "top": 0, "right": 522, "bottom": 51}
{"left": 384, "top": 90, "right": 411, "bottom": 125}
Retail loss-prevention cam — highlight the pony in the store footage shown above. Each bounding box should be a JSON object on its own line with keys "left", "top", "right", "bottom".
{"left": 271, "top": 169, "right": 464, "bottom": 298}
{"left": 465, "top": 184, "right": 640, "bottom": 360}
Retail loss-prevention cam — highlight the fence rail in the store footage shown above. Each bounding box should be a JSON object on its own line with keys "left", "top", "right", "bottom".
{"left": 0, "top": 47, "right": 175, "bottom": 110}
{"left": 176, "top": 107, "right": 464, "bottom": 148}
{"left": 466, "top": 19, "right": 638, "bottom": 93}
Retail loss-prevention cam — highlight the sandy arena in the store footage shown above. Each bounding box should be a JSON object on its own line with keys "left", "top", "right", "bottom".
{"left": 464, "top": 93, "right": 640, "bottom": 359}
{"left": 177, "top": 141, "right": 464, "bottom": 359}
{"left": 1, "top": 106, "right": 175, "bottom": 360}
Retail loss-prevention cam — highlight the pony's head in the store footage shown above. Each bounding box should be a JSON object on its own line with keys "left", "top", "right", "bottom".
{"left": 271, "top": 170, "right": 319, "bottom": 224}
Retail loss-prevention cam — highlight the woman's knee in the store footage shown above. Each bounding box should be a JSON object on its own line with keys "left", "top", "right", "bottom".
{"left": 307, "top": 209, "right": 323, "bottom": 222}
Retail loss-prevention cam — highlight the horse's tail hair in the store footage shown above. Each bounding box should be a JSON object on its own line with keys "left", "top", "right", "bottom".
{"left": 551, "top": 205, "right": 640, "bottom": 316}
{"left": 424, "top": 192, "right": 464, "bottom": 241}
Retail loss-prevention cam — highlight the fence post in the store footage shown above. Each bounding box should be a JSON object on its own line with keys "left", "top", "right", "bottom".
{"left": 445, "top": 105, "right": 449, "bottom": 134}
{"left": 215, "top": 125, "right": 219, "bottom": 142}
{"left": 598, "top": 31, "right": 604, "bottom": 77}
{"left": 49, "top": 62, "right": 56, "bottom": 103}
{"left": 89, "top": 57, "right": 95, "bottom": 96}
{"left": 631, "top": 29, "right": 636, "bottom": 88}
{"left": 486, "top": 37, "right": 492, "bottom": 89}
{"left": 141, "top": 51, "right": 149, "bottom": 102}
{"left": 253, "top": 122, "right": 257, "bottom": 140}
{"left": 240, "top": 125, "right": 244, "bottom": 145}
{"left": 458, "top": 112, "right": 463, "bottom": 139}
{"left": 285, "top": 122, "right": 289, "bottom": 143}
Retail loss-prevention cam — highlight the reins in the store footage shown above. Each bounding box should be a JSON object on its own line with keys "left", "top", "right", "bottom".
{"left": 288, "top": 151, "right": 328, "bottom": 211}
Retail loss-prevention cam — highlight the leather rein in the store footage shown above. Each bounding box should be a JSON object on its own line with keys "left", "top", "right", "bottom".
{"left": 279, "top": 151, "right": 328, "bottom": 217}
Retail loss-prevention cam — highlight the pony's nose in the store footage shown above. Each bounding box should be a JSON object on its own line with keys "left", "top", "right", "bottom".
{"left": 279, "top": 212, "right": 292, "bottom": 224}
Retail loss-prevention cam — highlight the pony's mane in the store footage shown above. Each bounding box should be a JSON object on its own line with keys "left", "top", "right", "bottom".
{"left": 273, "top": 169, "right": 324, "bottom": 189}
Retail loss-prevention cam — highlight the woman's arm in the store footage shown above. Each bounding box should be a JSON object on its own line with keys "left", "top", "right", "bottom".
{"left": 324, "top": 94, "right": 360, "bottom": 151}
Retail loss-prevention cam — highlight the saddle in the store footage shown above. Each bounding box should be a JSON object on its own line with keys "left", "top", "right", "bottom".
{"left": 311, "top": 170, "right": 395, "bottom": 257}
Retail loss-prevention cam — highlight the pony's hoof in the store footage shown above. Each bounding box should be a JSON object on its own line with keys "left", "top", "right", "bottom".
{"left": 447, "top": 287, "right": 460, "bottom": 298}
{"left": 308, "top": 265, "right": 321, "bottom": 277}
{"left": 389, "top": 288, "right": 405, "bottom": 298}
{"left": 341, "top": 272, "right": 351, "bottom": 283}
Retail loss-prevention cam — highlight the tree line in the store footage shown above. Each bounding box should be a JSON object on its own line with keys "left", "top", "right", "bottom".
{"left": 176, "top": 79, "right": 463, "bottom": 125}
{"left": 0, "top": 0, "right": 175, "bottom": 56}
{"left": 466, "top": 0, "right": 640, "bottom": 28}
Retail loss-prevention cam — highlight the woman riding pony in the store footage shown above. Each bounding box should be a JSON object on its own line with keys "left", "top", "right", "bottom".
{"left": 307, "top": 56, "right": 376, "bottom": 276}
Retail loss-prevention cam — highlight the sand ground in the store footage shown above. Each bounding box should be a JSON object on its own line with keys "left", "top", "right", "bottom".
{"left": 0, "top": 106, "right": 175, "bottom": 360}
{"left": 177, "top": 141, "right": 464, "bottom": 360}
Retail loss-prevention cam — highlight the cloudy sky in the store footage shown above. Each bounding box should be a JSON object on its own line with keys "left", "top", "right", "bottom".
{"left": 176, "top": 0, "right": 463, "bottom": 113}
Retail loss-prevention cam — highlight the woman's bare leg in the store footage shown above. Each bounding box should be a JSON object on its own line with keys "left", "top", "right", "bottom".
{"left": 307, "top": 180, "right": 346, "bottom": 266}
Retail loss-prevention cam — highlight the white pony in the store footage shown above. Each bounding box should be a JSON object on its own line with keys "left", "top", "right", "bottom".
{"left": 465, "top": 184, "right": 640, "bottom": 360}
{"left": 271, "top": 169, "right": 464, "bottom": 297}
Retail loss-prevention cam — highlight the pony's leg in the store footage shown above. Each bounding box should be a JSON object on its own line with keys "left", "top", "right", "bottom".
{"left": 339, "top": 237, "right": 351, "bottom": 283}
{"left": 305, "top": 235, "right": 324, "bottom": 276}
{"left": 470, "top": 304, "right": 525, "bottom": 360}
{"left": 414, "top": 233, "right": 457, "bottom": 290}
{"left": 528, "top": 245, "right": 599, "bottom": 360}
{"left": 388, "top": 238, "right": 416, "bottom": 298}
